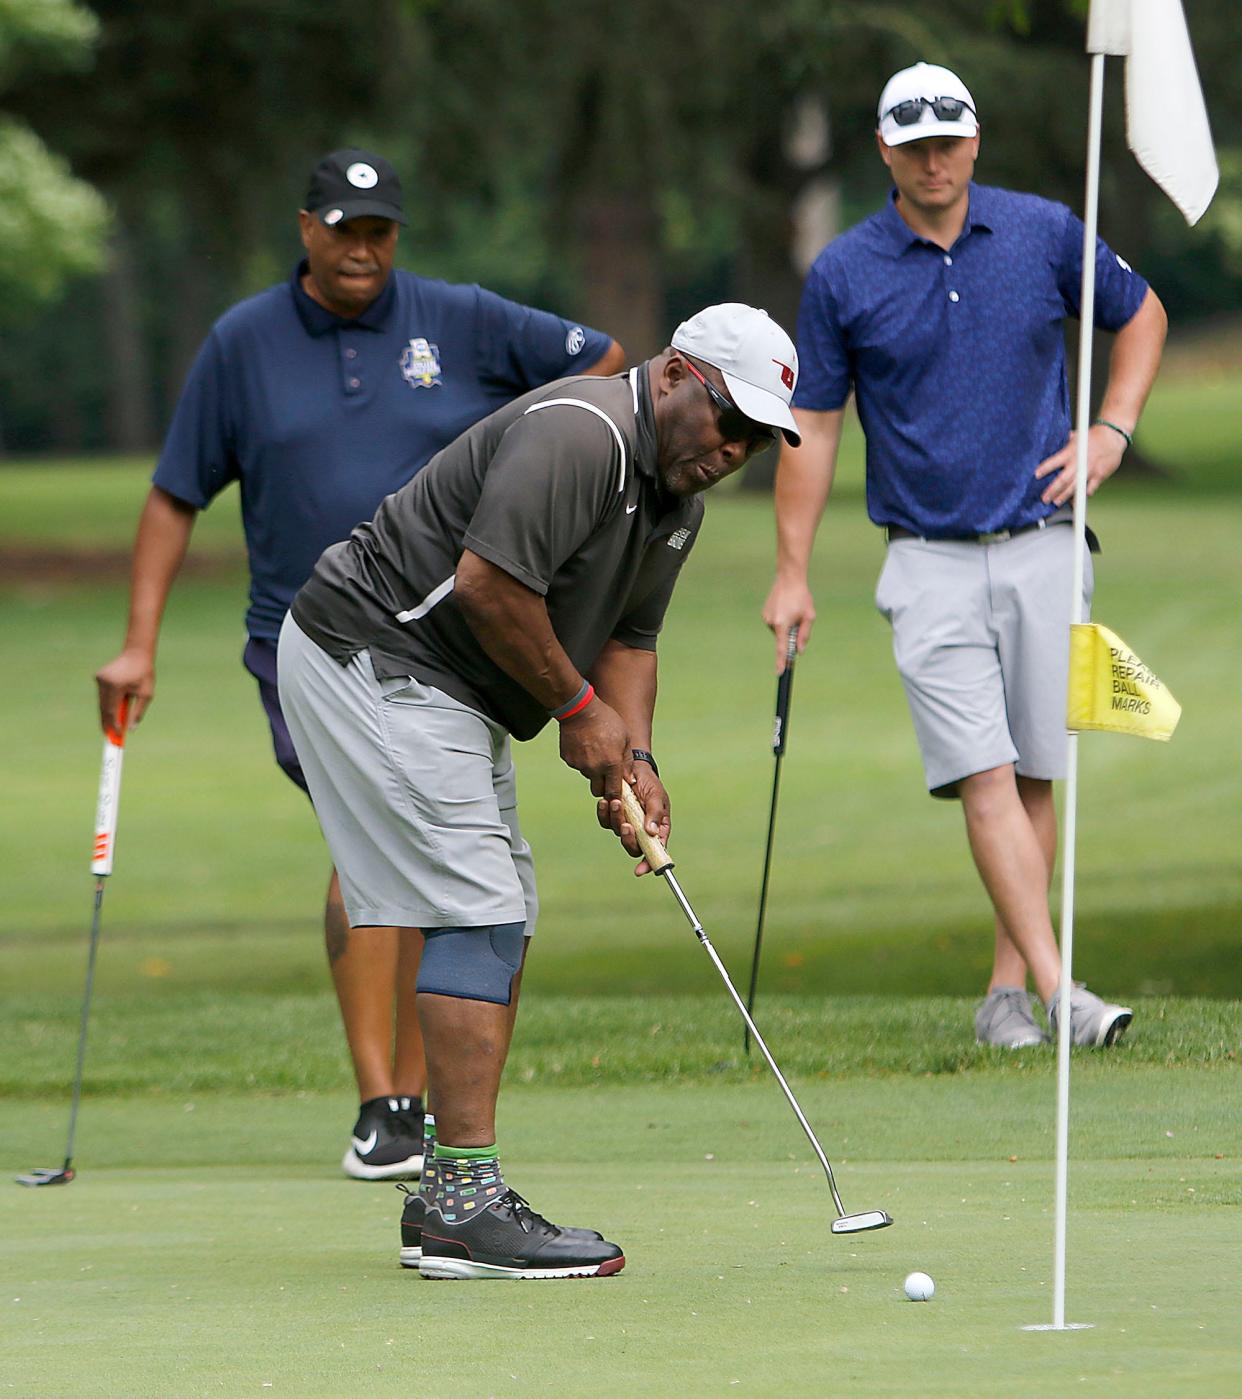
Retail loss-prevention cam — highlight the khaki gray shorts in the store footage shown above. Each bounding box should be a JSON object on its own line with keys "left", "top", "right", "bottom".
{"left": 277, "top": 615, "right": 537, "bottom": 932}
{"left": 874, "top": 522, "right": 1093, "bottom": 797}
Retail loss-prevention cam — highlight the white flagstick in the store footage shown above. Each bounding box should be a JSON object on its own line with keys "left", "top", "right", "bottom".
{"left": 1024, "top": 50, "right": 1106, "bottom": 1338}
{"left": 1027, "top": 0, "right": 1216, "bottom": 1333}
{"left": 1056, "top": 45, "right": 1105, "bottom": 1329}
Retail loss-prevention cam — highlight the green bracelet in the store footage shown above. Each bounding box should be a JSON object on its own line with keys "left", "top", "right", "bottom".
{"left": 1093, "top": 418, "right": 1133, "bottom": 448}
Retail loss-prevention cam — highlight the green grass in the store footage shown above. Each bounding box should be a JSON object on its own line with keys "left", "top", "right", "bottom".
{"left": 2, "top": 471, "right": 1240, "bottom": 996}
{"left": 1, "top": 372, "right": 1240, "bottom": 1394}
{"left": 0, "top": 457, "right": 247, "bottom": 554}
{"left": 3, "top": 1079, "right": 1240, "bottom": 1396}
{"left": 1, "top": 993, "right": 1238, "bottom": 1099}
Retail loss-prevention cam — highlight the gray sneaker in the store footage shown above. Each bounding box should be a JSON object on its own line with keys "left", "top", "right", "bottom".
{"left": 975, "top": 987, "right": 1048, "bottom": 1047}
{"left": 1047, "top": 985, "right": 1133, "bottom": 1047}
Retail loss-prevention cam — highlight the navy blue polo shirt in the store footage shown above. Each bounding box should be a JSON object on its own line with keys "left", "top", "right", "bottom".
{"left": 793, "top": 183, "right": 1150, "bottom": 537}
{"left": 154, "top": 264, "right": 611, "bottom": 640}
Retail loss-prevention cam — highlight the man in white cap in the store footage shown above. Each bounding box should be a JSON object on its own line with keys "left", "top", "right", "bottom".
{"left": 764, "top": 63, "right": 1168, "bottom": 1048}
{"left": 279, "top": 304, "right": 797, "bottom": 1276}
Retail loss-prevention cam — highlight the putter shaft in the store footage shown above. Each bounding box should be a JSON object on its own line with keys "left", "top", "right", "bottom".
{"left": 620, "top": 782, "right": 890, "bottom": 1231}
{"left": 744, "top": 626, "right": 799, "bottom": 1054}
{"left": 64, "top": 879, "right": 107, "bottom": 1170}
{"left": 660, "top": 866, "right": 848, "bottom": 1218}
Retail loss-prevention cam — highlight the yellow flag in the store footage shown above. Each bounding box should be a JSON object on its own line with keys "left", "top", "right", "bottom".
{"left": 1067, "top": 623, "right": 1181, "bottom": 740}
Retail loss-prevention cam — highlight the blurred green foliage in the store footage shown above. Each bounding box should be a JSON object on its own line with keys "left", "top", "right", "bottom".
{"left": 0, "top": 0, "right": 108, "bottom": 314}
{"left": 0, "top": 0, "right": 1238, "bottom": 453}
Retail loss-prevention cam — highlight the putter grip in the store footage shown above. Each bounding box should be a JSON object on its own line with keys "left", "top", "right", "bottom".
{"left": 620, "top": 780, "right": 673, "bottom": 874}
{"left": 91, "top": 698, "right": 129, "bottom": 877}
{"left": 773, "top": 627, "right": 797, "bottom": 756}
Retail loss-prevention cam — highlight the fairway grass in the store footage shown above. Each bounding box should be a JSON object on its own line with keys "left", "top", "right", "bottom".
{"left": 3, "top": 1079, "right": 1240, "bottom": 1397}
{"left": 3, "top": 376, "right": 1240, "bottom": 1394}
{"left": 4, "top": 450, "right": 1241, "bottom": 1000}
{"left": 2, "top": 992, "right": 1239, "bottom": 1098}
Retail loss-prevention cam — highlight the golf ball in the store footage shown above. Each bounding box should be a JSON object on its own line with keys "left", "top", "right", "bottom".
{"left": 903, "top": 1271, "right": 935, "bottom": 1302}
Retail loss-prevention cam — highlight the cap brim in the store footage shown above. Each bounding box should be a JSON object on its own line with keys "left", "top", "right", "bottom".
{"left": 317, "top": 199, "right": 407, "bottom": 226}
{"left": 880, "top": 117, "right": 977, "bottom": 147}
{"left": 721, "top": 371, "right": 801, "bottom": 448}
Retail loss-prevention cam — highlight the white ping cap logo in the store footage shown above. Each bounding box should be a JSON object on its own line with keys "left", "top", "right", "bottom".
{"left": 346, "top": 162, "right": 379, "bottom": 189}
{"left": 323, "top": 208, "right": 344, "bottom": 225}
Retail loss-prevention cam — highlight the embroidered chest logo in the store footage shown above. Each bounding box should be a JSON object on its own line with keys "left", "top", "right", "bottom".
{"left": 400, "top": 338, "right": 442, "bottom": 388}
{"left": 667, "top": 527, "right": 693, "bottom": 551}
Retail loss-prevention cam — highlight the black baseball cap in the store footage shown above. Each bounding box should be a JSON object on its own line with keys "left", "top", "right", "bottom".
{"left": 304, "top": 148, "right": 406, "bottom": 226}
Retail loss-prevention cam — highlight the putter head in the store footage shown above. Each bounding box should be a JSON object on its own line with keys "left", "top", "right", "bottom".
{"left": 831, "top": 1209, "right": 892, "bottom": 1234}
{"left": 15, "top": 1166, "right": 75, "bottom": 1188}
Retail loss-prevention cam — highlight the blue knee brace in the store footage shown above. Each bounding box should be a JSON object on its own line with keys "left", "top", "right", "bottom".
{"left": 417, "top": 922, "right": 526, "bottom": 1006}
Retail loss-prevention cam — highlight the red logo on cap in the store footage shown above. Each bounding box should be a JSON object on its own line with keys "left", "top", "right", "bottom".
{"left": 773, "top": 359, "right": 794, "bottom": 390}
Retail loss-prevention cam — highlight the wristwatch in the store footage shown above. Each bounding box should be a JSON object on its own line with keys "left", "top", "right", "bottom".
{"left": 630, "top": 749, "right": 659, "bottom": 778}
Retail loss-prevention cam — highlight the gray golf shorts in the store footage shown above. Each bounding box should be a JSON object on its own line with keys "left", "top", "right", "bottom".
{"left": 276, "top": 615, "right": 538, "bottom": 933}
{"left": 874, "top": 521, "right": 1093, "bottom": 798}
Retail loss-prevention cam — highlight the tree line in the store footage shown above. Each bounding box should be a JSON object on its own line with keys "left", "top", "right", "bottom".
{"left": 1, "top": 0, "right": 1238, "bottom": 456}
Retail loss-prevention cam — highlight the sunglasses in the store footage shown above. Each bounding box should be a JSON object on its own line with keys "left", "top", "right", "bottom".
{"left": 884, "top": 95, "right": 975, "bottom": 127}
{"left": 680, "top": 357, "right": 775, "bottom": 447}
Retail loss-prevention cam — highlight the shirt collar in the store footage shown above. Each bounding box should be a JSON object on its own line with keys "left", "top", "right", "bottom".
{"left": 632, "top": 363, "right": 703, "bottom": 523}
{"left": 630, "top": 364, "right": 660, "bottom": 481}
{"left": 878, "top": 181, "right": 994, "bottom": 257}
{"left": 290, "top": 259, "right": 397, "bottom": 336}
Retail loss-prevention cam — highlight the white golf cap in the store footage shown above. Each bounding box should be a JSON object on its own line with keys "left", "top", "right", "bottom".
{"left": 671, "top": 303, "right": 800, "bottom": 446}
{"left": 877, "top": 62, "right": 978, "bottom": 147}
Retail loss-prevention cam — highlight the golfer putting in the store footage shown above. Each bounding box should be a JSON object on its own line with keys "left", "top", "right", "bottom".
{"left": 278, "top": 303, "right": 799, "bottom": 1278}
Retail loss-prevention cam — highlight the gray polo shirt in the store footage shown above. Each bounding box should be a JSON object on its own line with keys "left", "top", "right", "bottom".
{"left": 291, "top": 366, "right": 703, "bottom": 740}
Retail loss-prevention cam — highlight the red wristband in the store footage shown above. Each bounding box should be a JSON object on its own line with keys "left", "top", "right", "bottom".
{"left": 551, "top": 681, "right": 594, "bottom": 722}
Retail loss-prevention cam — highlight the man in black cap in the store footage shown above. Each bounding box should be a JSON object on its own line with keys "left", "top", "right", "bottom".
{"left": 95, "top": 148, "right": 625, "bottom": 1180}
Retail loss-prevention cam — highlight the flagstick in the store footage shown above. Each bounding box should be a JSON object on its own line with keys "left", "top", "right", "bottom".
{"left": 1027, "top": 48, "right": 1105, "bottom": 1338}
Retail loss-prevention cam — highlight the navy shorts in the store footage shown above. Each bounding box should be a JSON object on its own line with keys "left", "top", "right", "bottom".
{"left": 242, "top": 636, "right": 310, "bottom": 794}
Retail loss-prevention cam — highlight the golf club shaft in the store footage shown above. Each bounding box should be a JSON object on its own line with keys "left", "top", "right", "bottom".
{"left": 743, "top": 627, "right": 799, "bottom": 1054}
{"left": 63, "top": 882, "right": 106, "bottom": 1169}
{"left": 67, "top": 703, "right": 128, "bottom": 1168}
{"left": 620, "top": 782, "right": 848, "bottom": 1219}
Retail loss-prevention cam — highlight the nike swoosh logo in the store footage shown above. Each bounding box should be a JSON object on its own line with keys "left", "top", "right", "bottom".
{"left": 625, "top": 503, "right": 638, "bottom": 514}
{"left": 352, "top": 1130, "right": 378, "bottom": 1155}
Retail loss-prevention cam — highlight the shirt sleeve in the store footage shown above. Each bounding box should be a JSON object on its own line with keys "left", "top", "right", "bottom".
{"left": 151, "top": 330, "right": 239, "bottom": 508}
{"left": 790, "top": 261, "right": 853, "bottom": 412}
{"left": 462, "top": 402, "right": 622, "bottom": 595}
{"left": 473, "top": 286, "right": 614, "bottom": 393}
{"left": 1056, "top": 208, "right": 1151, "bottom": 331}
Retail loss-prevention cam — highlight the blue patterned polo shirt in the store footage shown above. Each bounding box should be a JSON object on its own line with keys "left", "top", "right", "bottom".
{"left": 793, "top": 183, "right": 1149, "bottom": 536}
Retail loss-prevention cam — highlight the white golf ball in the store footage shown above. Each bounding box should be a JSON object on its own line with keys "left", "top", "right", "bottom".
{"left": 903, "top": 1271, "right": 935, "bottom": 1302}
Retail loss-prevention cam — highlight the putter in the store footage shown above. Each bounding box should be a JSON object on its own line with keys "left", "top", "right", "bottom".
{"left": 17, "top": 701, "right": 129, "bottom": 1188}
{"left": 620, "top": 782, "right": 891, "bottom": 1235}
{"left": 744, "top": 625, "right": 798, "bottom": 1055}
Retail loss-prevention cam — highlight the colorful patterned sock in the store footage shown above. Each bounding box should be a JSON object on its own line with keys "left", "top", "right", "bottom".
{"left": 420, "top": 1114, "right": 437, "bottom": 1192}
{"left": 425, "top": 1143, "right": 505, "bottom": 1224}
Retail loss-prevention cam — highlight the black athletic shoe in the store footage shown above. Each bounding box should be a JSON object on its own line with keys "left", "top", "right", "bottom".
{"left": 342, "top": 1097, "right": 423, "bottom": 1181}
{"left": 398, "top": 1183, "right": 604, "bottom": 1268}
{"left": 419, "top": 1189, "right": 624, "bottom": 1279}
{"left": 399, "top": 1185, "right": 424, "bottom": 1268}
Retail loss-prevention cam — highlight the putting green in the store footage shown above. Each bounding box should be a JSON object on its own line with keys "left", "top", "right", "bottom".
{"left": 4, "top": 1077, "right": 1239, "bottom": 1396}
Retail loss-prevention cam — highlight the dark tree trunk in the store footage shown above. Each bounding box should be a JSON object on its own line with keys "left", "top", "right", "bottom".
{"left": 101, "top": 222, "right": 155, "bottom": 452}
{"left": 572, "top": 189, "right": 663, "bottom": 363}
